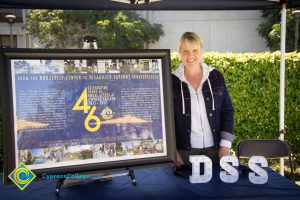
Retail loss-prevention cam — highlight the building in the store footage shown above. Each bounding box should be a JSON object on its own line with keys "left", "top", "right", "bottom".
{"left": 0, "top": 9, "right": 37, "bottom": 48}
{"left": 143, "top": 10, "right": 268, "bottom": 53}
{"left": 0, "top": 9, "right": 268, "bottom": 52}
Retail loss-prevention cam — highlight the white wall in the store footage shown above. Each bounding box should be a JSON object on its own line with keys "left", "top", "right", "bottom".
{"left": 145, "top": 11, "right": 269, "bottom": 53}
{"left": 1, "top": 10, "right": 269, "bottom": 51}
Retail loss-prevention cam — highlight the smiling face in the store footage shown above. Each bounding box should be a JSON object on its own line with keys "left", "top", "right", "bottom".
{"left": 179, "top": 39, "right": 202, "bottom": 69}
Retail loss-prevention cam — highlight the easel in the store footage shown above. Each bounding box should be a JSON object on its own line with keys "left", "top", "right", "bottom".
{"left": 55, "top": 168, "right": 136, "bottom": 196}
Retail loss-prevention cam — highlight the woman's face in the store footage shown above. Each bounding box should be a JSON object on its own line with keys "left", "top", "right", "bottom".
{"left": 179, "top": 40, "right": 202, "bottom": 69}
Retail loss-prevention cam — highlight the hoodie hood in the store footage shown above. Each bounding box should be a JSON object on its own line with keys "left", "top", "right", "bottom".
{"left": 172, "top": 62, "right": 214, "bottom": 85}
{"left": 172, "top": 62, "right": 215, "bottom": 114}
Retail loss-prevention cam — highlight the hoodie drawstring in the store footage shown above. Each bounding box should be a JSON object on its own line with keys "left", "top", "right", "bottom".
{"left": 180, "top": 81, "right": 185, "bottom": 114}
{"left": 181, "top": 78, "right": 215, "bottom": 114}
{"left": 207, "top": 78, "right": 215, "bottom": 111}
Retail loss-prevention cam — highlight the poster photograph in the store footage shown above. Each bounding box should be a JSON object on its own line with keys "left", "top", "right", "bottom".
{"left": 0, "top": 49, "right": 175, "bottom": 182}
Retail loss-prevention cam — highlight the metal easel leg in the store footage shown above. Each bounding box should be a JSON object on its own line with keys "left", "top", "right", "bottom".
{"left": 55, "top": 178, "right": 66, "bottom": 196}
{"left": 128, "top": 169, "right": 136, "bottom": 185}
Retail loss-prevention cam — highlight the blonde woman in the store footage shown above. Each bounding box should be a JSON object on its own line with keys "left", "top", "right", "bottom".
{"left": 172, "top": 32, "right": 234, "bottom": 167}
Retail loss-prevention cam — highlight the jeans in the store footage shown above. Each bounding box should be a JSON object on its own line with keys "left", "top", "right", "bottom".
{"left": 178, "top": 146, "right": 219, "bottom": 166}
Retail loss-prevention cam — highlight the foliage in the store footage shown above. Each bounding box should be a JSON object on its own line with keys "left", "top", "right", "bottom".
{"left": 1, "top": 52, "right": 299, "bottom": 168}
{"left": 96, "top": 11, "right": 164, "bottom": 49}
{"left": 81, "top": 150, "right": 93, "bottom": 159}
{"left": 25, "top": 151, "right": 33, "bottom": 165}
{"left": 23, "top": 10, "right": 164, "bottom": 49}
{"left": 172, "top": 51, "right": 300, "bottom": 166}
{"left": 171, "top": 52, "right": 181, "bottom": 71}
{"left": 257, "top": 9, "right": 298, "bottom": 52}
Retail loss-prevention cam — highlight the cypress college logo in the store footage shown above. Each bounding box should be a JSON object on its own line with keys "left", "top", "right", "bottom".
{"left": 8, "top": 162, "right": 36, "bottom": 190}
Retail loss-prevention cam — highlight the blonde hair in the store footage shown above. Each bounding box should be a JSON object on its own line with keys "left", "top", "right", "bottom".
{"left": 179, "top": 32, "right": 204, "bottom": 52}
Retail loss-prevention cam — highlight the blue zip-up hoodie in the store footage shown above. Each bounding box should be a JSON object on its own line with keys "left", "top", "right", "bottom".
{"left": 172, "top": 63, "right": 235, "bottom": 150}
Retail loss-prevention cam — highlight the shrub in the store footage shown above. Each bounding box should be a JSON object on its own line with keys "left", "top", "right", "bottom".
{"left": 172, "top": 51, "right": 300, "bottom": 166}
{"left": 1, "top": 51, "right": 299, "bottom": 168}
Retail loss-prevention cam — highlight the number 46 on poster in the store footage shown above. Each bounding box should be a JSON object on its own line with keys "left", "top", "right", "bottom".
{"left": 72, "top": 88, "right": 101, "bottom": 133}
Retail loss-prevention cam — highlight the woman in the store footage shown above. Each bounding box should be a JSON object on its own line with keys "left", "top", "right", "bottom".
{"left": 172, "top": 32, "right": 234, "bottom": 166}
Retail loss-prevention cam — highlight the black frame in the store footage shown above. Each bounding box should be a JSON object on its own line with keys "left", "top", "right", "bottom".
{"left": 0, "top": 48, "right": 176, "bottom": 184}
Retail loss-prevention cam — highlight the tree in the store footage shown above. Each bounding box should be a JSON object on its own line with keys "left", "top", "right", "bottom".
{"left": 25, "top": 151, "right": 33, "bottom": 165}
{"left": 257, "top": 9, "right": 298, "bottom": 52}
{"left": 23, "top": 10, "right": 164, "bottom": 49}
{"left": 80, "top": 149, "right": 93, "bottom": 159}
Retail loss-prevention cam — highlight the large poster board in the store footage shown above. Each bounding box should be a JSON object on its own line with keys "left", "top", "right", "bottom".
{"left": 0, "top": 49, "right": 175, "bottom": 183}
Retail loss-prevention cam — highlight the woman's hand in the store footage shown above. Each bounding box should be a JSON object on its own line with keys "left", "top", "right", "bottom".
{"left": 218, "top": 146, "right": 230, "bottom": 159}
{"left": 176, "top": 151, "right": 185, "bottom": 167}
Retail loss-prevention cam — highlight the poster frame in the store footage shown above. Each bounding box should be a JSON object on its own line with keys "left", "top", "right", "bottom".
{"left": 0, "top": 48, "right": 176, "bottom": 184}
